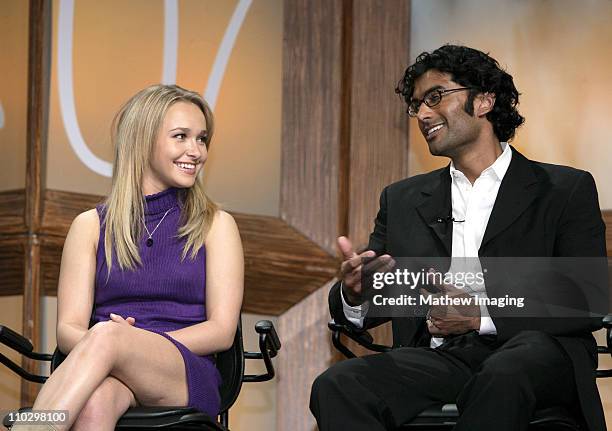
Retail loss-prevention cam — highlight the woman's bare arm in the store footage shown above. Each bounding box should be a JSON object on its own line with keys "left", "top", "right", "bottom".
{"left": 166, "top": 210, "right": 244, "bottom": 355}
{"left": 56, "top": 209, "right": 100, "bottom": 354}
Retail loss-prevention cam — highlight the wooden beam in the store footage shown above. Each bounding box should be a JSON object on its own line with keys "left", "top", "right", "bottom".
{"left": 13, "top": 192, "right": 611, "bottom": 313}
{"left": 0, "top": 189, "right": 27, "bottom": 234}
{"left": 347, "top": 0, "right": 411, "bottom": 248}
{"left": 26, "top": 190, "right": 339, "bottom": 316}
{"left": 21, "top": 0, "right": 51, "bottom": 405}
{"left": 40, "top": 189, "right": 103, "bottom": 237}
{"left": 337, "top": 0, "right": 353, "bottom": 240}
{"left": 40, "top": 234, "right": 64, "bottom": 297}
{"left": 277, "top": 2, "right": 411, "bottom": 428}
{"left": 0, "top": 235, "right": 27, "bottom": 296}
{"left": 235, "top": 213, "right": 338, "bottom": 315}
{"left": 280, "top": 0, "right": 345, "bottom": 255}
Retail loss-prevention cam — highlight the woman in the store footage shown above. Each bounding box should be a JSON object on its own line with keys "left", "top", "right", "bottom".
{"left": 15, "top": 85, "right": 244, "bottom": 430}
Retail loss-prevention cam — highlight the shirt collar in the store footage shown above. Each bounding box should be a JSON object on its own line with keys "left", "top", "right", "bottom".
{"left": 449, "top": 142, "right": 512, "bottom": 182}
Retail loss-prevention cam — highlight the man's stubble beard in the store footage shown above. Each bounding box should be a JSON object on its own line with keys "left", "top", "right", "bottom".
{"left": 427, "top": 114, "right": 480, "bottom": 159}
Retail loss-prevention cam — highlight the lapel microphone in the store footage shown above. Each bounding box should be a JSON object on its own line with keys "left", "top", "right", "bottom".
{"left": 435, "top": 214, "right": 465, "bottom": 224}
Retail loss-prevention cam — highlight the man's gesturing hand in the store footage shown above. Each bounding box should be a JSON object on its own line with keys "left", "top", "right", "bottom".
{"left": 338, "top": 236, "right": 394, "bottom": 306}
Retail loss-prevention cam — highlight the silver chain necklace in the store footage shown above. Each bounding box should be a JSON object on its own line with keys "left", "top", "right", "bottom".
{"left": 143, "top": 208, "right": 172, "bottom": 247}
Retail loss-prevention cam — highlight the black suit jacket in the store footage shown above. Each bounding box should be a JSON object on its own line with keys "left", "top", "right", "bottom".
{"left": 329, "top": 146, "right": 608, "bottom": 430}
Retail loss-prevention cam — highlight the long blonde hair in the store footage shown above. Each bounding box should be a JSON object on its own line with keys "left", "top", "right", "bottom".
{"left": 103, "top": 84, "right": 218, "bottom": 272}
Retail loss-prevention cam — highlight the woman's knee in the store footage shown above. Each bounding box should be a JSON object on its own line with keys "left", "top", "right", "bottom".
{"left": 81, "top": 321, "right": 124, "bottom": 356}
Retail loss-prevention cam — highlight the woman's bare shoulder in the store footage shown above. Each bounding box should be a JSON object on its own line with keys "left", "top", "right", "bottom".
{"left": 206, "top": 210, "right": 239, "bottom": 243}
{"left": 68, "top": 208, "right": 101, "bottom": 248}
{"left": 73, "top": 208, "right": 100, "bottom": 229}
{"left": 212, "top": 209, "right": 235, "bottom": 224}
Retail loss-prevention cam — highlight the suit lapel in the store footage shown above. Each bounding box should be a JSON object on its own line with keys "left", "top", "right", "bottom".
{"left": 415, "top": 167, "right": 453, "bottom": 256}
{"left": 480, "top": 147, "right": 539, "bottom": 251}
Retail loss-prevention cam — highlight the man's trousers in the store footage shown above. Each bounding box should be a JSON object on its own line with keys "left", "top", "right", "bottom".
{"left": 310, "top": 330, "right": 578, "bottom": 430}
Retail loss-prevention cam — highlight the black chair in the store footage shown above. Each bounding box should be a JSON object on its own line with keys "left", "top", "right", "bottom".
{"left": 328, "top": 316, "right": 612, "bottom": 430}
{"left": 0, "top": 317, "right": 281, "bottom": 430}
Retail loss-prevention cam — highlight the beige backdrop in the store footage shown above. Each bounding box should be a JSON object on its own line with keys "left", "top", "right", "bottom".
{"left": 409, "top": 0, "right": 612, "bottom": 210}
{"left": 0, "top": 0, "right": 28, "bottom": 191}
{"left": 45, "top": 0, "right": 282, "bottom": 216}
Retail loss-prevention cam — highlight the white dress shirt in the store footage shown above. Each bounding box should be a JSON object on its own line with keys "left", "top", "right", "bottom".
{"left": 341, "top": 142, "right": 513, "bottom": 348}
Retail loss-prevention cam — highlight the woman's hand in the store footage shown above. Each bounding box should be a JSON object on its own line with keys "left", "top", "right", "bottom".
{"left": 109, "top": 313, "right": 136, "bottom": 326}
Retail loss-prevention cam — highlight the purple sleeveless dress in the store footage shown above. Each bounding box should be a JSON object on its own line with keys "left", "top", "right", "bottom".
{"left": 93, "top": 187, "right": 221, "bottom": 417}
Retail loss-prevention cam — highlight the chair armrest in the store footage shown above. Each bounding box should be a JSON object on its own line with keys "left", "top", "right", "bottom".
{"left": 0, "top": 325, "right": 52, "bottom": 361}
{"left": 0, "top": 326, "right": 52, "bottom": 383}
{"left": 255, "top": 320, "right": 281, "bottom": 356}
{"left": 243, "top": 320, "right": 281, "bottom": 383}
{"left": 0, "top": 325, "right": 33, "bottom": 355}
{"left": 328, "top": 320, "right": 392, "bottom": 359}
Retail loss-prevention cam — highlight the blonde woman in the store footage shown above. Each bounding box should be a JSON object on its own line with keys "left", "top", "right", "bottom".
{"left": 15, "top": 85, "right": 244, "bottom": 430}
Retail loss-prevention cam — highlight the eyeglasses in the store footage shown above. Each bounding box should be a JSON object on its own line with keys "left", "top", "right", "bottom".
{"left": 407, "top": 87, "right": 474, "bottom": 117}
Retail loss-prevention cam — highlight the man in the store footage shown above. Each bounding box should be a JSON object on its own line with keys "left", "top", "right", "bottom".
{"left": 310, "top": 45, "right": 607, "bottom": 430}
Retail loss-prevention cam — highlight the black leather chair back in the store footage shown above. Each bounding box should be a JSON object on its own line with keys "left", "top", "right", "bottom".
{"left": 50, "top": 348, "right": 66, "bottom": 373}
{"left": 216, "top": 318, "right": 245, "bottom": 414}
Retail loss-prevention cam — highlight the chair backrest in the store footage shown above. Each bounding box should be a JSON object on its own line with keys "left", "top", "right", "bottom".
{"left": 216, "top": 317, "right": 245, "bottom": 414}
{"left": 50, "top": 348, "right": 66, "bottom": 373}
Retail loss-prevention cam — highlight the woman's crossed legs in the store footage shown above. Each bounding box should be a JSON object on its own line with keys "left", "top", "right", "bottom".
{"left": 14, "top": 320, "right": 188, "bottom": 431}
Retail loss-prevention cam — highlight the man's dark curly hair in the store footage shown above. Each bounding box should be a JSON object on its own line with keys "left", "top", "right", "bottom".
{"left": 396, "top": 45, "right": 525, "bottom": 142}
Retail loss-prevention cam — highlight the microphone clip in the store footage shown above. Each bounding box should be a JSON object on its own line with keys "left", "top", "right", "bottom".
{"left": 436, "top": 215, "right": 465, "bottom": 224}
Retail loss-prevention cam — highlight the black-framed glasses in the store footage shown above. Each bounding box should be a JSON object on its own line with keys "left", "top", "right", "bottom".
{"left": 407, "top": 87, "right": 474, "bottom": 117}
